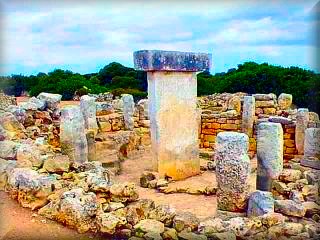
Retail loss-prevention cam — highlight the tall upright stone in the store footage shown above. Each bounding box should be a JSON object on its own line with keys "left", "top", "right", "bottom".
{"left": 215, "top": 132, "right": 251, "bottom": 212}
{"left": 304, "top": 128, "right": 320, "bottom": 158}
{"left": 121, "top": 94, "right": 135, "bottom": 130}
{"left": 134, "top": 50, "right": 211, "bottom": 180}
{"left": 80, "top": 95, "right": 98, "bottom": 134}
{"left": 257, "top": 122, "right": 283, "bottom": 191}
{"left": 242, "top": 96, "right": 255, "bottom": 137}
{"left": 296, "top": 108, "right": 309, "bottom": 154}
{"left": 60, "top": 105, "right": 88, "bottom": 163}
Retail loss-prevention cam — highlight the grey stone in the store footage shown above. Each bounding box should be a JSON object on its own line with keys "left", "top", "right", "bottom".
{"left": 0, "top": 140, "right": 18, "bottom": 160}
{"left": 121, "top": 94, "right": 135, "bottom": 130}
{"left": 60, "top": 105, "right": 88, "bottom": 163}
{"left": 80, "top": 95, "right": 98, "bottom": 132}
{"left": 295, "top": 108, "right": 309, "bottom": 154}
{"left": 215, "top": 132, "right": 250, "bottom": 212}
{"left": 247, "top": 190, "right": 274, "bottom": 217}
{"left": 37, "top": 92, "right": 62, "bottom": 110}
{"left": 304, "top": 128, "right": 320, "bottom": 158}
{"left": 268, "top": 116, "right": 293, "bottom": 125}
{"left": 257, "top": 122, "right": 283, "bottom": 191}
{"left": 274, "top": 200, "right": 306, "bottom": 217}
{"left": 242, "top": 96, "right": 255, "bottom": 137}
{"left": 134, "top": 50, "right": 211, "bottom": 72}
{"left": 278, "top": 93, "right": 292, "bottom": 110}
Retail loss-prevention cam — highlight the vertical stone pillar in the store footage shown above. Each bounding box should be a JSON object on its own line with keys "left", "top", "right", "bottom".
{"left": 304, "top": 128, "right": 320, "bottom": 158}
{"left": 86, "top": 130, "right": 96, "bottom": 161}
{"left": 215, "top": 132, "right": 250, "bottom": 212}
{"left": 134, "top": 50, "right": 211, "bottom": 180}
{"left": 60, "top": 105, "right": 88, "bottom": 163}
{"left": 242, "top": 96, "right": 255, "bottom": 137}
{"left": 121, "top": 94, "right": 135, "bottom": 130}
{"left": 296, "top": 108, "right": 309, "bottom": 154}
{"left": 257, "top": 122, "right": 283, "bottom": 191}
{"left": 80, "top": 95, "right": 98, "bottom": 134}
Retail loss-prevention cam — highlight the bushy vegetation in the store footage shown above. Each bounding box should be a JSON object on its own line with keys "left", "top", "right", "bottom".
{"left": 0, "top": 61, "right": 319, "bottom": 112}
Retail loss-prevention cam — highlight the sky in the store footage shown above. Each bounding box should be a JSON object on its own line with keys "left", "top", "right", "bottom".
{"left": 0, "top": 0, "right": 319, "bottom": 76}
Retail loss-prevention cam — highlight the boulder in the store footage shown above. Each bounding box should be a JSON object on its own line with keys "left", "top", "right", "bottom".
{"left": 0, "top": 111, "right": 25, "bottom": 139}
{"left": 173, "top": 212, "right": 200, "bottom": 232}
{"left": 0, "top": 158, "right": 17, "bottom": 190}
{"left": 16, "top": 144, "right": 43, "bottom": 168}
{"left": 278, "top": 93, "right": 292, "bottom": 110}
{"left": 148, "top": 204, "right": 176, "bottom": 227}
{"left": 37, "top": 92, "right": 62, "bottom": 110}
{"left": 38, "top": 188, "right": 98, "bottom": 233}
{"left": 110, "top": 182, "right": 139, "bottom": 203}
{"left": 247, "top": 191, "right": 274, "bottom": 217}
{"left": 42, "top": 154, "right": 70, "bottom": 173}
{"left": 134, "top": 219, "right": 165, "bottom": 234}
{"left": 274, "top": 200, "right": 306, "bottom": 217}
{"left": 96, "top": 212, "right": 127, "bottom": 234}
{"left": 198, "top": 217, "right": 225, "bottom": 236}
{"left": 20, "top": 97, "right": 46, "bottom": 111}
{"left": 268, "top": 116, "right": 293, "bottom": 125}
{"left": 0, "top": 140, "right": 18, "bottom": 160}
{"left": 278, "top": 169, "right": 302, "bottom": 183}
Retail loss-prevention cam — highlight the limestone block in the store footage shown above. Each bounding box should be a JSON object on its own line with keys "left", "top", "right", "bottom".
{"left": 121, "top": 94, "right": 135, "bottom": 131}
{"left": 0, "top": 140, "right": 18, "bottom": 160}
{"left": 80, "top": 95, "right": 98, "bottom": 134}
{"left": 96, "top": 102, "right": 113, "bottom": 116}
{"left": 257, "top": 122, "right": 283, "bottom": 191}
{"left": 278, "top": 93, "right": 292, "bottom": 110}
{"left": 255, "top": 100, "right": 276, "bottom": 108}
{"left": 247, "top": 190, "right": 274, "bottom": 217}
{"left": 304, "top": 128, "right": 320, "bottom": 158}
{"left": 242, "top": 96, "right": 255, "bottom": 137}
{"left": 215, "top": 132, "right": 250, "bottom": 212}
{"left": 37, "top": 92, "right": 62, "bottom": 110}
{"left": 147, "top": 72, "right": 200, "bottom": 180}
{"left": 60, "top": 105, "right": 88, "bottom": 163}
{"left": 295, "top": 108, "right": 309, "bottom": 154}
{"left": 253, "top": 93, "right": 276, "bottom": 101}
{"left": 227, "top": 96, "right": 241, "bottom": 114}
{"left": 137, "top": 99, "right": 149, "bottom": 120}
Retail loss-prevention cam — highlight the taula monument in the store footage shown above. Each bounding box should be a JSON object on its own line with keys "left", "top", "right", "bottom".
{"left": 134, "top": 50, "right": 212, "bottom": 180}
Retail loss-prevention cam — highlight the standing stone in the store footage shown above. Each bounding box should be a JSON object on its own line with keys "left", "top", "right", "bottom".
{"left": 215, "top": 132, "right": 251, "bottom": 212}
{"left": 121, "top": 94, "right": 135, "bottom": 131}
{"left": 60, "top": 105, "right": 88, "bottom": 163}
{"left": 278, "top": 93, "right": 292, "bottom": 110}
{"left": 80, "top": 95, "right": 98, "bottom": 134}
{"left": 86, "top": 130, "right": 96, "bottom": 161}
{"left": 295, "top": 108, "right": 309, "bottom": 155}
{"left": 257, "top": 122, "right": 283, "bottom": 191}
{"left": 304, "top": 128, "right": 320, "bottom": 158}
{"left": 134, "top": 50, "right": 211, "bottom": 180}
{"left": 242, "top": 96, "right": 255, "bottom": 137}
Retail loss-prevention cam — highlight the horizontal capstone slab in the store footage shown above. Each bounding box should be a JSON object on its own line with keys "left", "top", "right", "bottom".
{"left": 134, "top": 50, "right": 212, "bottom": 72}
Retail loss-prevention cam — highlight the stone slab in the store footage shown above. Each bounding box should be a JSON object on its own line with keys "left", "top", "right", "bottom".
{"left": 134, "top": 50, "right": 212, "bottom": 72}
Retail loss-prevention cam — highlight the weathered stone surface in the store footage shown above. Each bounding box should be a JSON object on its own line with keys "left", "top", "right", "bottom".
{"left": 242, "top": 96, "right": 255, "bottom": 137}
{"left": 96, "top": 102, "right": 113, "bottom": 116}
{"left": 6, "top": 105, "right": 27, "bottom": 124}
{"left": 20, "top": 97, "right": 46, "bottom": 111}
{"left": 278, "top": 169, "right": 302, "bottom": 183}
{"left": 148, "top": 204, "right": 176, "bottom": 227}
{"left": 178, "top": 230, "right": 207, "bottom": 240}
{"left": 198, "top": 217, "right": 225, "bottom": 236}
{"left": 173, "top": 212, "right": 200, "bottom": 232}
{"left": 96, "top": 212, "right": 127, "bottom": 234}
{"left": 39, "top": 188, "right": 98, "bottom": 233}
{"left": 134, "top": 219, "right": 165, "bottom": 234}
{"left": 0, "top": 158, "right": 16, "bottom": 190}
{"left": 274, "top": 199, "right": 306, "bottom": 217}
{"left": 295, "top": 108, "right": 309, "bottom": 154}
{"left": 267, "top": 222, "right": 304, "bottom": 238}
{"left": 37, "top": 92, "right": 62, "bottom": 110}
{"left": 60, "top": 105, "right": 88, "bottom": 163}
{"left": 147, "top": 71, "right": 200, "bottom": 180}
{"left": 0, "top": 111, "right": 25, "bottom": 139}
{"left": 278, "top": 93, "right": 292, "bottom": 110}
{"left": 43, "top": 154, "right": 70, "bottom": 173}
{"left": 215, "top": 132, "right": 250, "bottom": 212}
{"left": 122, "top": 94, "right": 135, "bottom": 130}
{"left": 300, "top": 158, "right": 320, "bottom": 170}
{"left": 252, "top": 93, "right": 276, "bottom": 101}
{"left": 268, "top": 116, "right": 293, "bottom": 125}
{"left": 80, "top": 95, "right": 98, "bottom": 133}
{"left": 304, "top": 128, "right": 320, "bottom": 158}
{"left": 16, "top": 144, "right": 43, "bottom": 168}
{"left": 134, "top": 50, "right": 211, "bottom": 72}
{"left": 257, "top": 122, "right": 283, "bottom": 191}
{"left": 0, "top": 140, "right": 18, "bottom": 160}
{"left": 247, "top": 191, "right": 274, "bottom": 217}
{"left": 110, "top": 182, "right": 139, "bottom": 203}
{"left": 208, "top": 232, "right": 236, "bottom": 240}
{"left": 8, "top": 168, "right": 58, "bottom": 210}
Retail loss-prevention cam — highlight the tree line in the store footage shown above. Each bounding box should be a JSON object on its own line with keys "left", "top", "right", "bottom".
{"left": 0, "top": 61, "right": 319, "bottom": 112}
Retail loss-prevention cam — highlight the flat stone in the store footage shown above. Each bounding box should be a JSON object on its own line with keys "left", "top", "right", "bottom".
{"left": 134, "top": 219, "right": 164, "bottom": 234}
{"left": 300, "top": 158, "right": 320, "bottom": 170}
{"left": 274, "top": 200, "right": 306, "bottom": 217}
{"left": 268, "top": 116, "right": 293, "bottom": 125}
{"left": 134, "top": 50, "right": 211, "bottom": 72}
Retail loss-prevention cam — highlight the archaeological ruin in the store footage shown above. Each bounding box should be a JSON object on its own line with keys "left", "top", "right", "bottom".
{"left": 0, "top": 50, "right": 319, "bottom": 240}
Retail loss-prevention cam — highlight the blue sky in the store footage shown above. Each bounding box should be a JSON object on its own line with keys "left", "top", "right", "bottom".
{"left": 0, "top": 0, "right": 319, "bottom": 76}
